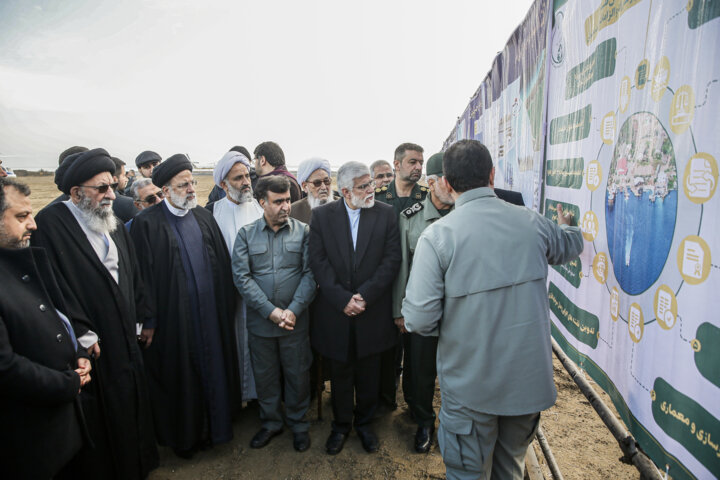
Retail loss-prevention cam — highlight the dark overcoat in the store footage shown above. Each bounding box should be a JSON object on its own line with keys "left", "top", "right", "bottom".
{"left": 32, "top": 203, "right": 158, "bottom": 480}
{"left": 0, "top": 246, "right": 86, "bottom": 479}
{"left": 308, "top": 199, "right": 401, "bottom": 362}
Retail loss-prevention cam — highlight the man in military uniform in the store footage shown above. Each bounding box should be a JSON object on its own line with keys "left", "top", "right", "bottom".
{"left": 392, "top": 152, "right": 453, "bottom": 453}
{"left": 374, "top": 142, "right": 427, "bottom": 412}
{"left": 376, "top": 143, "right": 428, "bottom": 216}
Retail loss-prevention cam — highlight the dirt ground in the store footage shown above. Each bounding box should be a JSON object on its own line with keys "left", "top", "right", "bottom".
{"left": 21, "top": 174, "right": 642, "bottom": 479}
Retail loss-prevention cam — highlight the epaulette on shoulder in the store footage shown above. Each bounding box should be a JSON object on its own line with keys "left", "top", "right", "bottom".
{"left": 401, "top": 202, "right": 424, "bottom": 218}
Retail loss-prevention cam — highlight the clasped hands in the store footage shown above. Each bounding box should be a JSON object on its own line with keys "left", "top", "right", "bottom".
{"left": 343, "top": 293, "right": 366, "bottom": 317}
{"left": 269, "top": 308, "right": 296, "bottom": 331}
{"left": 75, "top": 357, "right": 92, "bottom": 392}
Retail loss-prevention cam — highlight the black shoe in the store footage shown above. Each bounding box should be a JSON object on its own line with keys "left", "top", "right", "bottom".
{"left": 172, "top": 446, "right": 196, "bottom": 459}
{"left": 293, "top": 431, "right": 311, "bottom": 452}
{"left": 356, "top": 429, "right": 379, "bottom": 453}
{"left": 414, "top": 426, "right": 434, "bottom": 453}
{"left": 325, "top": 431, "right": 348, "bottom": 455}
{"left": 250, "top": 428, "right": 283, "bottom": 448}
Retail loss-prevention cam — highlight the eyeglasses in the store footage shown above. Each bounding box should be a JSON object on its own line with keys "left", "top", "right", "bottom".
{"left": 143, "top": 191, "right": 164, "bottom": 204}
{"left": 80, "top": 183, "right": 118, "bottom": 193}
{"left": 172, "top": 179, "right": 198, "bottom": 190}
{"left": 308, "top": 178, "right": 332, "bottom": 188}
{"left": 374, "top": 173, "right": 394, "bottom": 179}
{"left": 354, "top": 180, "right": 376, "bottom": 191}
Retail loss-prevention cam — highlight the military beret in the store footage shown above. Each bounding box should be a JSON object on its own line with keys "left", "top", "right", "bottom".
{"left": 152, "top": 153, "right": 193, "bottom": 188}
{"left": 60, "top": 148, "right": 116, "bottom": 195}
{"left": 135, "top": 150, "right": 162, "bottom": 168}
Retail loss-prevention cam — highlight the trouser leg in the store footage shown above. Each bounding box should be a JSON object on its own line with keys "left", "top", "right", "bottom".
{"left": 401, "top": 332, "right": 414, "bottom": 408}
{"left": 438, "top": 406, "right": 497, "bottom": 480}
{"left": 378, "top": 344, "right": 398, "bottom": 408}
{"left": 248, "top": 334, "right": 283, "bottom": 431}
{"left": 353, "top": 352, "right": 381, "bottom": 431}
{"left": 329, "top": 358, "right": 354, "bottom": 434}
{"left": 490, "top": 413, "right": 540, "bottom": 480}
{"left": 409, "top": 333, "right": 438, "bottom": 427}
{"left": 278, "top": 333, "right": 312, "bottom": 433}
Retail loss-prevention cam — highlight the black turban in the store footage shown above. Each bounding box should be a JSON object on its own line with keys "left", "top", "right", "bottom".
{"left": 135, "top": 150, "right": 162, "bottom": 168}
{"left": 54, "top": 151, "right": 85, "bottom": 192}
{"left": 151, "top": 153, "right": 193, "bottom": 188}
{"left": 60, "top": 148, "right": 116, "bottom": 195}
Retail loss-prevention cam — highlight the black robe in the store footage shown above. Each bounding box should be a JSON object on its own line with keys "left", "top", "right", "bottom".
{"left": 129, "top": 202, "right": 239, "bottom": 451}
{"left": 32, "top": 203, "right": 158, "bottom": 480}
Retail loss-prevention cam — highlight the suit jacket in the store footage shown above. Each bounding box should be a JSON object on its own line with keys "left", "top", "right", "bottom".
{"left": 0, "top": 246, "right": 86, "bottom": 479}
{"left": 494, "top": 187, "right": 525, "bottom": 206}
{"left": 112, "top": 192, "right": 139, "bottom": 223}
{"left": 309, "top": 199, "right": 401, "bottom": 361}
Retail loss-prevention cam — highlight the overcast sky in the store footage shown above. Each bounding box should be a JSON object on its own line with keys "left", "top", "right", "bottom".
{"left": 0, "top": 0, "right": 535, "bottom": 170}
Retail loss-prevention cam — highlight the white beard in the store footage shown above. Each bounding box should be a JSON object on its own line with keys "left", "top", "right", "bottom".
{"left": 307, "top": 193, "right": 329, "bottom": 209}
{"left": 77, "top": 193, "right": 118, "bottom": 234}
{"left": 169, "top": 189, "right": 198, "bottom": 210}
{"left": 350, "top": 191, "right": 374, "bottom": 209}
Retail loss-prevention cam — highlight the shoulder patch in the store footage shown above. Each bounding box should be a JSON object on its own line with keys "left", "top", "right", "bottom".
{"left": 401, "top": 202, "right": 424, "bottom": 218}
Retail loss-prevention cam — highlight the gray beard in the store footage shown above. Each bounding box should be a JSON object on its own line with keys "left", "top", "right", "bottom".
{"left": 169, "top": 189, "right": 198, "bottom": 210}
{"left": 350, "top": 192, "right": 374, "bottom": 209}
{"left": 227, "top": 184, "right": 254, "bottom": 204}
{"left": 307, "top": 193, "right": 329, "bottom": 209}
{"left": 77, "top": 193, "right": 118, "bottom": 234}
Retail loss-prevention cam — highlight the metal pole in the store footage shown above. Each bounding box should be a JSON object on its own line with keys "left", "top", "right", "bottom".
{"left": 551, "top": 338, "right": 662, "bottom": 480}
{"left": 536, "top": 427, "right": 564, "bottom": 480}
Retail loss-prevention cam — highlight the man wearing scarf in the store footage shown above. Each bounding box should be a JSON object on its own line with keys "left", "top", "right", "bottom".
{"left": 253, "top": 141, "right": 302, "bottom": 203}
{"left": 207, "top": 150, "right": 264, "bottom": 405}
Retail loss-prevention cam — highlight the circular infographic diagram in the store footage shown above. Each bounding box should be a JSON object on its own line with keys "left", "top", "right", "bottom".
{"left": 605, "top": 112, "right": 678, "bottom": 295}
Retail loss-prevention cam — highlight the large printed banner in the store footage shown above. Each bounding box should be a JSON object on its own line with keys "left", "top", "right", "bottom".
{"left": 446, "top": 0, "right": 720, "bottom": 478}
{"left": 443, "top": 0, "right": 550, "bottom": 210}
{"left": 545, "top": 1, "right": 719, "bottom": 478}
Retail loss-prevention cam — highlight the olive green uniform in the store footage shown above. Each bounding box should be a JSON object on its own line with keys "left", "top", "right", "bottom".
{"left": 374, "top": 180, "right": 428, "bottom": 409}
{"left": 375, "top": 181, "right": 428, "bottom": 217}
{"left": 392, "top": 195, "right": 452, "bottom": 426}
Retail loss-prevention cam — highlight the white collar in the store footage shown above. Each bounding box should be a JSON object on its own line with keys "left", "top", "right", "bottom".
{"left": 164, "top": 198, "right": 191, "bottom": 217}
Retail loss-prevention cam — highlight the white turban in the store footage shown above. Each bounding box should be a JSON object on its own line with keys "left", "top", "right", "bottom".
{"left": 296, "top": 157, "right": 331, "bottom": 185}
{"left": 214, "top": 151, "right": 251, "bottom": 187}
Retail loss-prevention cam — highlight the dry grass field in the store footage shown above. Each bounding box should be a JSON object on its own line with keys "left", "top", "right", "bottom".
{"left": 18, "top": 173, "right": 641, "bottom": 479}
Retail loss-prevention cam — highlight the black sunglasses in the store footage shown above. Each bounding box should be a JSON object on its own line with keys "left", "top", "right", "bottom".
{"left": 309, "top": 178, "right": 332, "bottom": 188}
{"left": 143, "top": 191, "right": 164, "bottom": 204}
{"left": 80, "top": 183, "right": 118, "bottom": 193}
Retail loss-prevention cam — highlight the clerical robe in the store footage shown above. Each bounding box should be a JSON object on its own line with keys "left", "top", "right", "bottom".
{"left": 207, "top": 197, "right": 264, "bottom": 402}
{"left": 130, "top": 200, "right": 239, "bottom": 451}
{"left": 32, "top": 203, "right": 158, "bottom": 480}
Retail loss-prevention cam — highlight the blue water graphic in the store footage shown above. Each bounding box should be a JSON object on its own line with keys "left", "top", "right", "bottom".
{"left": 605, "top": 190, "right": 677, "bottom": 295}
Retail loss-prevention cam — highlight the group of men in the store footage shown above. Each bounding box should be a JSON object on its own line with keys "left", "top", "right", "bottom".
{"left": 0, "top": 138, "right": 583, "bottom": 479}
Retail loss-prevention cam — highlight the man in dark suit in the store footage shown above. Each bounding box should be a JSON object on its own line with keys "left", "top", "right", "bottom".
{"left": 0, "top": 177, "right": 91, "bottom": 478}
{"left": 309, "top": 161, "right": 401, "bottom": 455}
{"left": 111, "top": 157, "right": 140, "bottom": 222}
